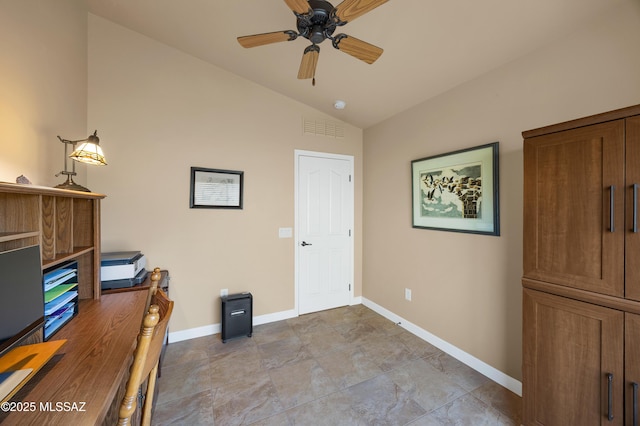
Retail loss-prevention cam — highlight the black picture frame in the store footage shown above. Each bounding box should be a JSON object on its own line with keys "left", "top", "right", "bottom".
{"left": 189, "top": 167, "right": 243, "bottom": 209}
{"left": 411, "top": 142, "right": 500, "bottom": 236}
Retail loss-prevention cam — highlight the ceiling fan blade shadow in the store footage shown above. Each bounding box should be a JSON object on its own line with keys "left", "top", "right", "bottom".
{"left": 334, "top": 0, "right": 389, "bottom": 24}
{"left": 237, "top": 31, "right": 298, "bottom": 48}
{"left": 284, "top": 0, "right": 312, "bottom": 14}
{"left": 334, "top": 35, "right": 382, "bottom": 64}
{"left": 298, "top": 45, "right": 320, "bottom": 79}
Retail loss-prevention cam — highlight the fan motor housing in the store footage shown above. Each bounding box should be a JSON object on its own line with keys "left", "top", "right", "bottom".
{"left": 297, "top": 0, "right": 337, "bottom": 44}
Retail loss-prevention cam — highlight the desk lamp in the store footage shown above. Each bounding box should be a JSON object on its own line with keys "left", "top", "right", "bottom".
{"left": 55, "top": 130, "right": 107, "bottom": 192}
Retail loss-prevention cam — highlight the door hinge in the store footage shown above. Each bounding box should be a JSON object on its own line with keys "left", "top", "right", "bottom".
{"left": 349, "top": 229, "right": 351, "bottom": 237}
{"left": 349, "top": 175, "right": 352, "bottom": 182}
{"left": 349, "top": 283, "right": 351, "bottom": 291}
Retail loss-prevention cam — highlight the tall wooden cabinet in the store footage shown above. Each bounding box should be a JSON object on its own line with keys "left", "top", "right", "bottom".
{"left": 0, "top": 183, "right": 105, "bottom": 341}
{"left": 522, "top": 105, "right": 640, "bottom": 425}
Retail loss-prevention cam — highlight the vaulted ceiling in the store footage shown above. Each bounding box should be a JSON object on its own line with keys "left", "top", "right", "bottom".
{"left": 87, "top": 0, "right": 626, "bottom": 129}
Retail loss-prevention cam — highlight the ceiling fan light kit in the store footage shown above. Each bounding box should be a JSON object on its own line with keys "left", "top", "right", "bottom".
{"left": 238, "top": 0, "right": 388, "bottom": 85}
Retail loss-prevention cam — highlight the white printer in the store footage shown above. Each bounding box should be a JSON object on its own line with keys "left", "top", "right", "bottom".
{"left": 100, "top": 251, "right": 147, "bottom": 289}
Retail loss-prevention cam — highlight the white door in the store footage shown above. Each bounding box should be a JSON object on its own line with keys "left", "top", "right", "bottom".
{"left": 296, "top": 151, "right": 353, "bottom": 315}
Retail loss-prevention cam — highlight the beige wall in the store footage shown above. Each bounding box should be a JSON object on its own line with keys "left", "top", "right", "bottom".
{"left": 87, "top": 15, "right": 363, "bottom": 334}
{"left": 0, "top": 0, "right": 88, "bottom": 186}
{"left": 363, "top": 0, "right": 640, "bottom": 381}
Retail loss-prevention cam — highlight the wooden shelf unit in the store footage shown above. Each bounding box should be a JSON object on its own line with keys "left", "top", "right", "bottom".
{"left": 0, "top": 182, "right": 105, "bottom": 302}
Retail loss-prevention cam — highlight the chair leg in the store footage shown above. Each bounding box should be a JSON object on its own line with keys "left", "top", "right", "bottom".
{"left": 141, "top": 362, "right": 159, "bottom": 426}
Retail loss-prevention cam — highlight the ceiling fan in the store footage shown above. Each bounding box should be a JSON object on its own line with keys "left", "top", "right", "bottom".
{"left": 237, "top": 0, "right": 389, "bottom": 85}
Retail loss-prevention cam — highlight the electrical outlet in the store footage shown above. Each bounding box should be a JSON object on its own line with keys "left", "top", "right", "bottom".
{"left": 221, "top": 288, "right": 228, "bottom": 297}
{"left": 405, "top": 288, "right": 412, "bottom": 301}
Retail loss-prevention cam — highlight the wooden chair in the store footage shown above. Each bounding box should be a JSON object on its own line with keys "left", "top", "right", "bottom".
{"left": 118, "top": 288, "right": 173, "bottom": 426}
{"left": 144, "top": 267, "right": 165, "bottom": 378}
{"left": 144, "top": 267, "right": 162, "bottom": 314}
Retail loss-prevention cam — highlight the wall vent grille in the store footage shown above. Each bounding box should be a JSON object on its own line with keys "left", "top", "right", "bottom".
{"left": 303, "top": 118, "right": 344, "bottom": 138}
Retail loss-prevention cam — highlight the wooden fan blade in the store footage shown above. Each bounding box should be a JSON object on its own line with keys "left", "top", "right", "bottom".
{"left": 298, "top": 45, "right": 320, "bottom": 79}
{"left": 334, "top": 0, "right": 389, "bottom": 23}
{"left": 237, "top": 31, "right": 296, "bottom": 48}
{"left": 284, "top": 0, "right": 311, "bottom": 14}
{"left": 335, "top": 35, "right": 382, "bottom": 64}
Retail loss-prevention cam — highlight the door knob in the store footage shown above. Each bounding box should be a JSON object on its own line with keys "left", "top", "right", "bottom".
{"left": 301, "top": 241, "right": 312, "bottom": 246}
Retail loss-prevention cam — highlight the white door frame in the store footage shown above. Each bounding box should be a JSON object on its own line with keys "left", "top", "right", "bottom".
{"left": 294, "top": 149, "right": 354, "bottom": 315}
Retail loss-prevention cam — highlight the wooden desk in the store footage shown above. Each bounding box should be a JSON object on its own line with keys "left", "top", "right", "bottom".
{"left": 0, "top": 291, "right": 147, "bottom": 425}
{"left": 102, "top": 270, "right": 170, "bottom": 376}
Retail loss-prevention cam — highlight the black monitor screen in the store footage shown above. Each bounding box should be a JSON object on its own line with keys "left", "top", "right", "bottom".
{"left": 0, "top": 245, "right": 44, "bottom": 356}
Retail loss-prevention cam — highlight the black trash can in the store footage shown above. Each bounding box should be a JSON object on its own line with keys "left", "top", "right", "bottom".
{"left": 221, "top": 292, "right": 252, "bottom": 343}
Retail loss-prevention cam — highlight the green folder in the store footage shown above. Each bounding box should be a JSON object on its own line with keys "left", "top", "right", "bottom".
{"left": 44, "top": 283, "right": 78, "bottom": 304}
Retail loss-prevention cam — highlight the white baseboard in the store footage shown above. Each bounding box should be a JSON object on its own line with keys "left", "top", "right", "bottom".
{"left": 253, "top": 308, "right": 298, "bottom": 326}
{"left": 168, "top": 298, "right": 522, "bottom": 397}
{"left": 168, "top": 323, "right": 219, "bottom": 343}
{"left": 362, "top": 297, "right": 522, "bottom": 397}
{"left": 168, "top": 308, "right": 297, "bottom": 343}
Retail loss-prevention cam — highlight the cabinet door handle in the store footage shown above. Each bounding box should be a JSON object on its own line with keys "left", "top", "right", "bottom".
{"left": 607, "top": 373, "right": 614, "bottom": 421}
{"left": 610, "top": 186, "right": 616, "bottom": 232}
{"left": 633, "top": 382, "right": 638, "bottom": 426}
{"left": 634, "top": 184, "right": 639, "bottom": 233}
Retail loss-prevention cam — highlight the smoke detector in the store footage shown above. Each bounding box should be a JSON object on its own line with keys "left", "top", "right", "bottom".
{"left": 334, "top": 100, "right": 346, "bottom": 110}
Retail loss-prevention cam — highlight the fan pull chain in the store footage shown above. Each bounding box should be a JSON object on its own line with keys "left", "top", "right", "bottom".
{"left": 312, "top": 77, "right": 316, "bottom": 86}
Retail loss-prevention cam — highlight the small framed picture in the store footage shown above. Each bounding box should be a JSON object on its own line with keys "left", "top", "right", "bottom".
{"left": 411, "top": 142, "right": 499, "bottom": 235}
{"left": 189, "top": 167, "right": 243, "bottom": 209}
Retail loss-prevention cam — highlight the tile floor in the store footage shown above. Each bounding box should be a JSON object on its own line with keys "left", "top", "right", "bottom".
{"left": 153, "top": 305, "right": 522, "bottom": 425}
